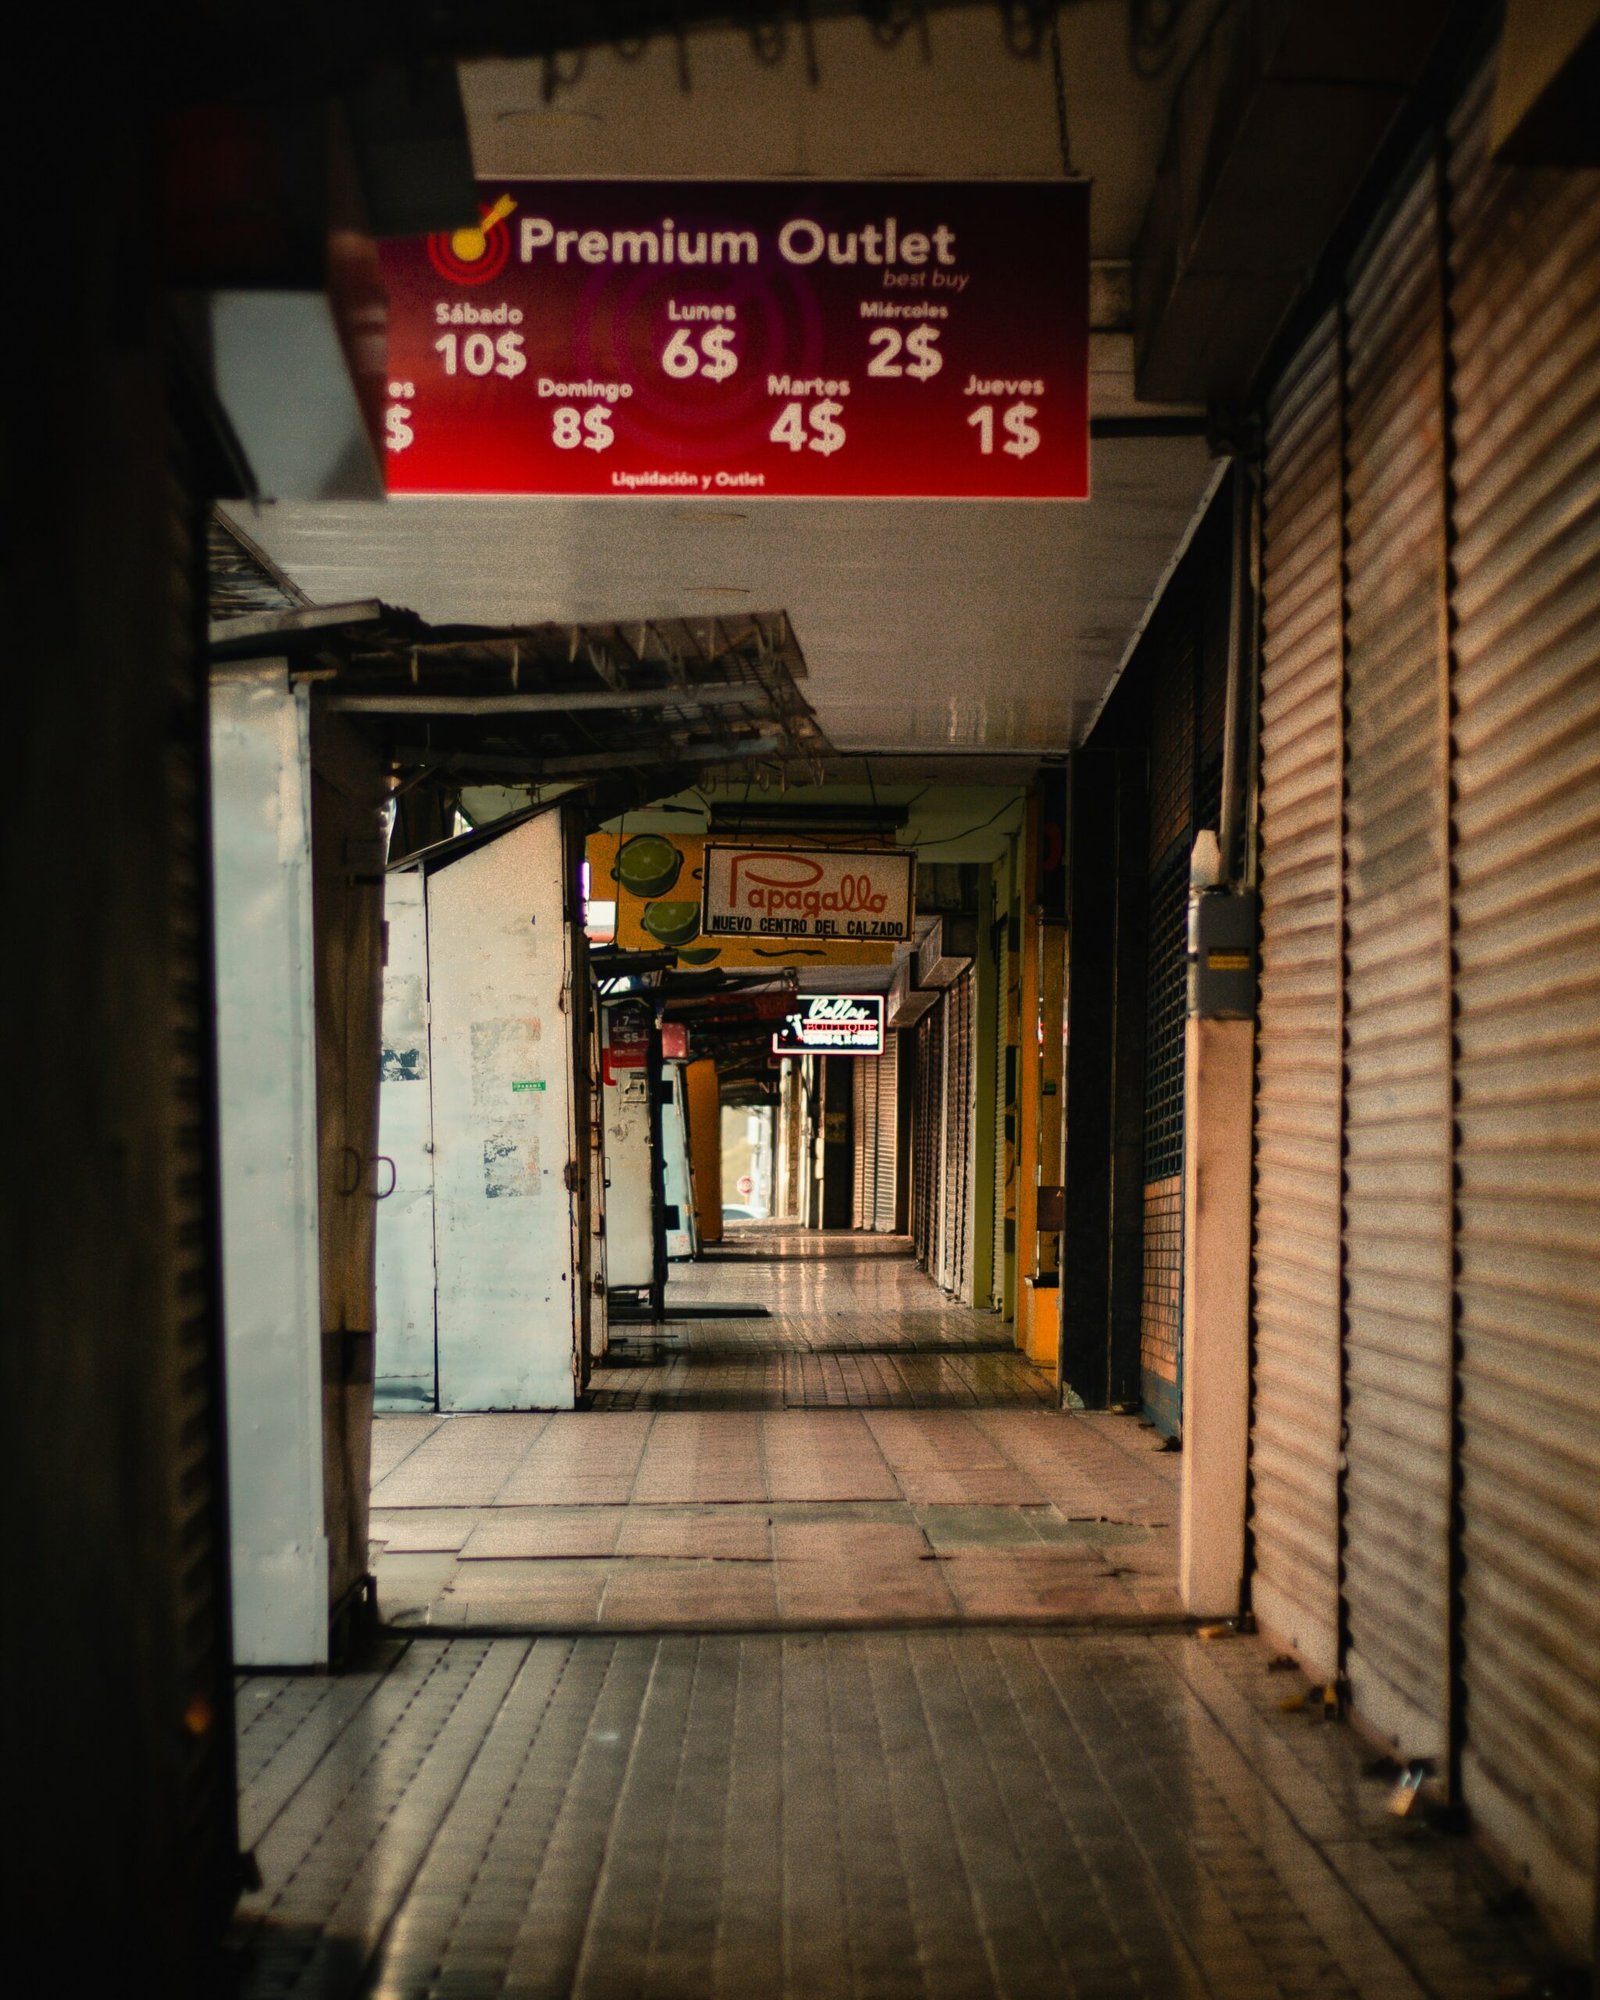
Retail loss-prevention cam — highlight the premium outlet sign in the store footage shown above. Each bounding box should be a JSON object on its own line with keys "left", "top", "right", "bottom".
{"left": 774, "top": 995, "right": 885, "bottom": 1056}
{"left": 701, "top": 845, "right": 914, "bottom": 943}
{"left": 379, "top": 180, "right": 1089, "bottom": 500}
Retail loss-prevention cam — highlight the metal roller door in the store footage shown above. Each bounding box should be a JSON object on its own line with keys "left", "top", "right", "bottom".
{"left": 940, "top": 968, "right": 976, "bottom": 1300}
{"left": 1249, "top": 309, "right": 1345, "bottom": 1678}
{"left": 872, "top": 1035, "right": 901, "bottom": 1233}
{"left": 912, "top": 1003, "right": 944, "bottom": 1271}
{"left": 852, "top": 1057, "right": 871, "bottom": 1229}
{"left": 1447, "top": 67, "right": 1600, "bottom": 1929}
{"left": 1341, "top": 156, "right": 1454, "bottom": 1761}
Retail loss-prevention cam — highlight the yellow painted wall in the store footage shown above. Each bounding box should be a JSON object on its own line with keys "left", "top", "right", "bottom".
{"left": 685, "top": 1058, "right": 723, "bottom": 1245}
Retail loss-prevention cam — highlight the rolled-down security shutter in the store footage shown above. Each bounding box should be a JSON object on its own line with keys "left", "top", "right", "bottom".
{"left": 873, "top": 1034, "right": 900, "bottom": 1233}
{"left": 1249, "top": 311, "right": 1345, "bottom": 1679}
{"left": 1340, "top": 156, "right": 1453, "bottom": 1761}
{"left": 940, "top": 968, "right": 976, "bottom": 1299}
{"left": 1448, "top": 69, "right": 1600, "bottom": 1929}
{"left": 852, "top": 1057, "right": 870, "bottom": 1229}
{"left": 913, "top": 1004, "right": 944, "bottom": 1270}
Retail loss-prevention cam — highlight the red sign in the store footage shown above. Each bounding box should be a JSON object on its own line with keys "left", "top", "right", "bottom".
{"left": 379, "top": 180, "right": 1088, "bottom": 500}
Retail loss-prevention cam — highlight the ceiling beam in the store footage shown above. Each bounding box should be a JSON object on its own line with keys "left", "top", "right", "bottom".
{"left": 324, "top": 682, "right": 762, "bottom": 716}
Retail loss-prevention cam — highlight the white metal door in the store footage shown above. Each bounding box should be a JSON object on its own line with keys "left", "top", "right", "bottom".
{"left": 661, "top": 1062, "right": 696, "bottom": 1259}
{"left": 374, "top": 866, "right": 437, "bottom": 1410}
{"left": 428, "top": 809, "right": 582, "bottom": 1409}
{"left": 601, "top": 998, "right": 657, "bottom": 1289}
{"left": 210, "top": 662, "right": 328, "bottom": 1666}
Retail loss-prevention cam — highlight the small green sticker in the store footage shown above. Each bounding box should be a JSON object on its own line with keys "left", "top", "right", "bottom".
{"left": 511, "top": 1079, "right": 547, "bottom": 1093}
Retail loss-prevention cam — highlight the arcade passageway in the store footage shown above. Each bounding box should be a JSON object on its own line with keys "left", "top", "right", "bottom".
{"left": 229, "top": 1233, "right": 1555, "bottom": 1998}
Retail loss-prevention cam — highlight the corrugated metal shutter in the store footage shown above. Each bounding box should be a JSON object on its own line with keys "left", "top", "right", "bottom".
{"left": 1340, "top": 155, "right": 1453, "bottom": 1760}
{"left": 1448, "top": 67, "right": 1600, "bottom": 1930}
{"left": 852, "top": 1056, "right": 870, "bottom": 1229}
{"left": 1248, "top": 310, "right": 1345, "bottom": 1678}
{"left": 873, "top": 1034, "right": 901, "bottom": 1233}
{"left": 913, "top": 1003, "right": 944, "bottom": 1271}
{"left": 939, "top": 969, "right": 976, "bottom": 1300}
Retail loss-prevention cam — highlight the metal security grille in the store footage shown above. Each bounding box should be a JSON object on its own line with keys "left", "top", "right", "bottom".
{"left": 1340, "top": 153, "right": 1453, "bottom": 1766}
{"left": 1248, "top": 308, "right": 1345, "bottom": 1680}
{"left": 1140, "top": 611, "right": 1228, "bottom": 1431}
{"left": 872, "top": 1035, "right": 901, "bottom": 1233}
{"left": 852, "top": 1058, "right": 870, "bottom": 1229}
{"left": 1446, "top": 64, "right": 1600, "bottom": 1927}
{"left": 1243, "top": 45, "right": 1600, "bottom": 1950}
{"left": 850, "top": 1042, "right": 900, "bottom": 1234}
{"left": 941, "top": 968, "right": 976, "bottom": 1300}
{"left": 912, "top": 1004, "right": 944, "bottom": 1272}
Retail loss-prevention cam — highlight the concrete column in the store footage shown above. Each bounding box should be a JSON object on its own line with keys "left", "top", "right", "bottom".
{"left": 1178, "top": 1014, "right": 1255, "bottom": 1618}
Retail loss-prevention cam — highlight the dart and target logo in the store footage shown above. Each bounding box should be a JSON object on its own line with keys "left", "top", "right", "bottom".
{"left": 427, "top": 193, "right": 517, "bottom": 283}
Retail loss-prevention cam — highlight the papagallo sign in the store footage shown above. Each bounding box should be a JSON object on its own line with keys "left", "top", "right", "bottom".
{"left": 701, "top": 845, "right": 914, "bottom": 943}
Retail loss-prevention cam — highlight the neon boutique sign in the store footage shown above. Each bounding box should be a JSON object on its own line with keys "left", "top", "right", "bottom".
{"left": 773, "top": 995, "right": 886, "bottom": 1056}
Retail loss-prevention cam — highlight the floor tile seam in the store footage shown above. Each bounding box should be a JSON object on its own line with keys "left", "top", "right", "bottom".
{"left": 245, "top": 1641, "right": 495, "bottom": 1867}
{"left": 564, "top": 1633, "right": 672, "bottom": 1998}
{"left": 248, "top": 1639, "right": 532, "bottom": 1986}
{"left": 1024, "top": 1635, "right": 1297, "bottom": 2000}
{"left": 777, "top": 1632, "right": 863, "bottom": 1999}
{"left": 1148, "top": 1653, "right": 1436, "bottom": 1998}
{"left": 830, "top": 1635, "right": 928, "bottom": 1978}
{"left": 900, "top": 1628, "right": 1044, "bottom": 1996}
{"left": 238, "top": 1664, "right": 407, "bottom": 1854}
{"left": 376, "top": 1640, "right": 644, "bottom": 2000}
{"left": 860, "top": 1633, "right": 996, "bottom": 1997}
{"left": 1172, "top": 1645, "right": 1515, "bottom": 1993}
{"left": 977, "top": 1629, "right": 1214, "bottom": 1989}
{"left": 361, "top": 1639, "right": 578, "bottom": 1986}
{"left": 367, "top": 1416, "right": 445, "bottom": 1491}
{"left": 497, "top": 1638, "right": 670, "bottom": 1991}
{"left": 637, "top": 1634, "right": 718, "bottom": 1992}
{"left": 944, "top": 1627, "right": 1134, "bottom": 1979}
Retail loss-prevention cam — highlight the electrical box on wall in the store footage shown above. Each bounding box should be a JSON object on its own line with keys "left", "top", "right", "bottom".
{"left": 1188, "top": 890, "right": 1259, "bottom": 1019}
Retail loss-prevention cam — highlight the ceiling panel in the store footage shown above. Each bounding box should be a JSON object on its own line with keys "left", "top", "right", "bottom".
{"left": 224, "top": 4, "right": 1225, "bottom": 757}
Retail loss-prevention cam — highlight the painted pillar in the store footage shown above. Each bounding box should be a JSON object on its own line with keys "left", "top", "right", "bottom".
{"left": 685, "top": 1057, "right": 723, "bottom": 1244}
{"left": 972, "top": 870, "right": 1000, "bottom": 1310}
{"left": 1015, "top": 796, "right": 1041, "bottom": 1355}
{"left": 1177, "top": 1014, "right": 1255, "bottom": 1617}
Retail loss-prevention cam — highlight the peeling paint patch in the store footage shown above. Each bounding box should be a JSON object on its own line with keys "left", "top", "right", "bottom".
{"left": 381, "top": 1046, "right": 426, "bottom": 1082}
{"left": 483, "top": 1131, "right": 539, "bottom": 1198}
{"left": 471, "top": 1016, "right": 542, "bottom": 1112}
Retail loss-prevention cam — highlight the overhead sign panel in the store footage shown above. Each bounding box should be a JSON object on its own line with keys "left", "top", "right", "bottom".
{"left": 701, "top": 845, "right": 914, "bottom": 943}
{"left": 379, "top": 179, "right": 1088, "bottom": 500}
{"left": 773, "top": 994, "right": 885, "bottom": 1056}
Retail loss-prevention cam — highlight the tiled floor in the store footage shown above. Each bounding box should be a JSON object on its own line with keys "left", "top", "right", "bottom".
{"left": 232, "top": 1631, "right": 1557, "bottom": 1999}
{"left": 231, "top": 1229, "right": 1572, "bottom": 1996}
{"left": 370, "top": 1231, "right": 1174, "bottom": 1632}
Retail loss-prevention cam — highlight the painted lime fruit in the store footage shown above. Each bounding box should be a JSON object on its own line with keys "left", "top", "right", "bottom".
{"left": 675, "top": 946, "right": 720, "bottom": 966}
{"left": 615, "top": 834, "right": 681, "bottom": 898}
{"left": 641, "top": 899, "right": 702, "bottom": 946}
